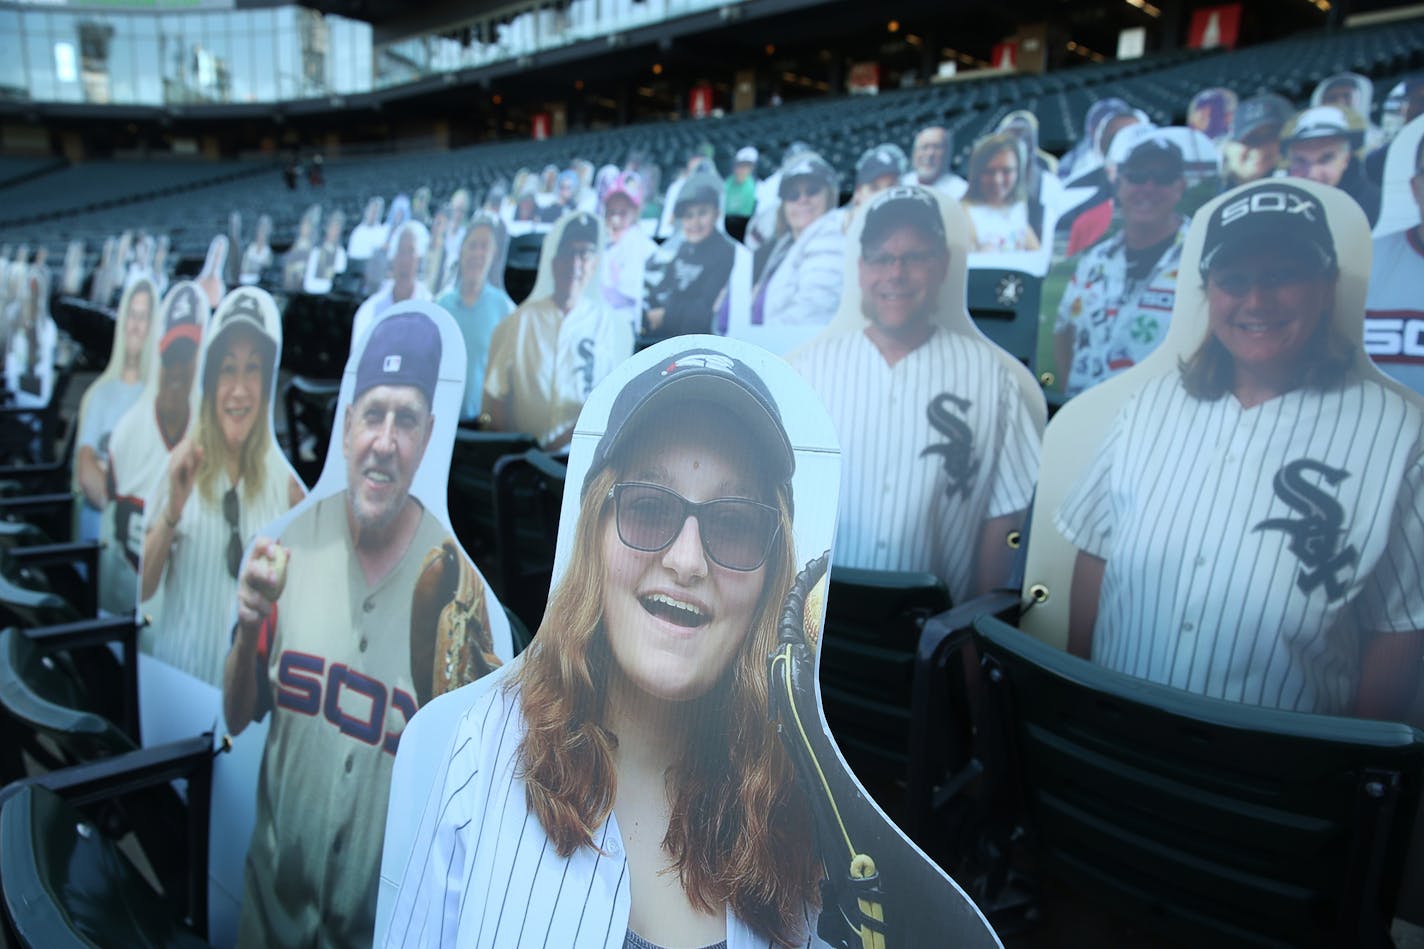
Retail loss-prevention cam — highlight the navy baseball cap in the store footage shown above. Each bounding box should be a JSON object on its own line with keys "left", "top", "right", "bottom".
{"left": 582, "top": 348, "right": 794, "bottom": 498}
{"left": 1231, "top": 94, "right": 1293, "bottom": 142}
{"left": 779, "top": 154, "right": 837, "bottom": 197}
{"left": 1199, "top": 182, "right": 1337, "bottom": 279}
{"left": 856, "top": 145, "right": 907, "bottom": 186}
{"left": 354, "top": 309, "right": 441, "bottom": 406}
{"left": 861, "top": 185, "right": 946, "bottom": 250}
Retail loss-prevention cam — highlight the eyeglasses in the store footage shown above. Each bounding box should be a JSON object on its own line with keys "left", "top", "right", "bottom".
{"left": 1120, "top": 168, "right": 1179, "bottom": 186}
{"left": 862, "top": 250, "right": 940, "bottom": 272}
{"left": 557, "top": 245, "right": 597, "bottom": 262}
{"left": 1208, "top": 265, "right": 1316, "bottom": 297}
{"left": 223, "top": 486, "right": 243, "bottom": 580}
{"left": 609, "top": 482, "right": 780, "bottom": 572}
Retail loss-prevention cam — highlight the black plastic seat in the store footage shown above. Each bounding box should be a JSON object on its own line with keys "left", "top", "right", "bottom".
{"left": 492, "top": 448, "right": 566, "bottom": 635}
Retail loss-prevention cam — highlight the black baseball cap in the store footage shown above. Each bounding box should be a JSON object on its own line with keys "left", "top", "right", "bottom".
{"left": 1199, "top": 182, "right": 1337, "bottom": 279}
{"left": 860, "top": 185, "right": 946, "bottom": 250}
{"left": 354, "top": 308, "right": 442, "bottom": 407}
{"left": 582, "top": 348, "right": 794, "bottom": 498}
{"left": 555, "top": 212, "right": 599, "bottom": 255}
{"left": 159, "top": 282, "right": 204, "bottom": 363}
{"left": 1120, "top": 137, "right": 1185, "bottom": 176}
{"left": 779, "top": 154, "right": 836, "bottom": 197}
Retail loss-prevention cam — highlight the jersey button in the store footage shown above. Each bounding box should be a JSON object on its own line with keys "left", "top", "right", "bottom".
{"left": 345, "top": 754, "right": 354, "bottom": 774}
{"left": 359, "top": 637, "right": 368, "bottom": 653}
{"left": 1182, "top": 621, "right": 1195, "bottom": 632}
{"left": 363, "top": 596, "right": 375, "bottom": 613}
{"left": 333, "top": 833, "right": 344, "bottom": 855}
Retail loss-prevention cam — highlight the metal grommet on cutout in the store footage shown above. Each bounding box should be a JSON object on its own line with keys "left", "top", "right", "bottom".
{"left": 1038, "top": 371, "right": 1055, "bottom": 387}
{"left": 1028, "top": 583, "right": 1049, "bottom": 603}
{"left": 1006, "top": 530, "right": 1022, "bottom": 549}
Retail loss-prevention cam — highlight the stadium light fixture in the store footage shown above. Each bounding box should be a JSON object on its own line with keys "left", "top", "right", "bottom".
{"left": 887, "top": 19, "right": 900, "bottom": 33}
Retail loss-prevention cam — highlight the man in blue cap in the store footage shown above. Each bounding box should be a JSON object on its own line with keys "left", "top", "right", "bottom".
{"left": 224, "top": 306, "right": 500, "bottom": 949}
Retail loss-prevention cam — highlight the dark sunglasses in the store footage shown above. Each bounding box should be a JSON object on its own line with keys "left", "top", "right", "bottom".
{"left": 1208, "top": 265, "right": 1315, "bottom": 297}
{"left": 781, "top": 184, "right": 823, "bottom": 202}
{"left": 1120, "top": 168, "right": 1179, "bottom": 186}
{"left": 609, "top": 482, "right": 780, "bottom": 572}
{"left": 223, "top": 486, "right": 243, "bottom": 580}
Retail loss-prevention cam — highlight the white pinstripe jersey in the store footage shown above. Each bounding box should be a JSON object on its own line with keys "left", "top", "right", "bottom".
{"left": 1056, "top": 371, "right": 1424, "bottom": 715}
{"left": 1364, "top": 229, "right": 1424, "bottom": 396}
{"left": 792, "top": 328, "right": 1041, "bottom": 603}
{"left": 100, "top": 404, "right": 184, "bottom": 615}
{"left": 142, "top": 451, "right": 292, "bottom": 685}
{"left": 382, "top": 663, "right": 826, "bottom": 949}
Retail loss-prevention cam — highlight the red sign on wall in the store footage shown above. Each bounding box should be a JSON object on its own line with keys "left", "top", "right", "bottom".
{"left": 531, "top": 112, "right": 551, "bottom": 140}
{"left": 991, "top": 42, "right": 1018, "bottom": 71}
{"left": 848, "top": 62, "right": 880, "bottom": 95}
{"left": 1187, "top": 4, "right": 1242, "bottom": 50}
{"left": 689, "top": 83, "right": 714, "bottom": 118}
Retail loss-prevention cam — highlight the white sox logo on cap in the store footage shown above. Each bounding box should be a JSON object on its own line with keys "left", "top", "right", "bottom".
{"left": 1220, "top": 189, "right": 1320, "bottom": 226}
{"left": 384, "top": 355, "right": 402, "bottom": 373}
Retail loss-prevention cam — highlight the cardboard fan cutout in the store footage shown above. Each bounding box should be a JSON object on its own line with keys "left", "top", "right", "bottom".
{"left": 598, "top": 170, "right": 657, "bottom": 334}
{"left": 642, "top": 168, "right": 753, "bottom": 343}
{"left": 1037, "top": 125, "right": 1218, "bottom": 399}
{"left": 1365, "top": 115, "right": 1424, "bottom": 395}
{"left": 136, "top": 287, "right": 307, "bottom": 720}
{"left": 377, "top": 334, "right": 1001, "bottom": 948}
{"left": 728, "top": 151, "right": 846, "bottom": 355}
{"left": 72, "top": 276, "right": 159, "bottom": 541}
{"left": 432, "top": 210, "right": 516, "bottom": 422}
{"left": 482, "top": 210, "right": 635, "bottom": 450}
{"left": 1022, "top": 179, "right": 1424, "bottom": 721}
{"left": 206, "top": 301, "right": 515, "bottom": 948}
{"left": 792, "top": 185, "right": 1045, "bottom": 603}
{"left": 303, "top": 208, "right": 349, "bottom": 295}
{"left": 4, "top": 265, "right": 59, "bottom": 413}
{"left": 99, "top": 280, "right": 210, "bottom": 616}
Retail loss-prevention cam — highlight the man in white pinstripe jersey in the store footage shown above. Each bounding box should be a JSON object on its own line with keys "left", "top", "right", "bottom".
{"left": 792, "top": 187, "right": 1041, "bottom": 602}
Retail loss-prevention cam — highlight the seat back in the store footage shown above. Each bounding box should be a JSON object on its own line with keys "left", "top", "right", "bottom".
{"left": 0, "top": 784, "right": 208, "bottom": 949}
{"left": 819, "top": 567, "right": 950, "bottom": 796}
{"left": 492, "top": 449, "right": 566, "bottom": 635}
{"left": 973, "top": 613, "right": 1424, "bottom": 948}
{"left": 966, "top": 268, "right": 1041, "bottom": 372}
{"left": 447, "top": 429, "right": 538, "bottom": 572}
{"left": 282, "top": 375, "right": 341, "bottom": 487}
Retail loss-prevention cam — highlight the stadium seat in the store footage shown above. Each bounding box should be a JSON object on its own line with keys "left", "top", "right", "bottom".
{"left": 966, "top": 268, "right": 1042, "bottom": 372}
{"left": 817, "top": 566, "right": 950, "bottom": 816}
{"left": 908, "top": 609, "right": 1424, "bottom": 948}
{"left": 0, "top": 740, "right": 220, "bottom": 948}
{"left": 491, "top": 448, "right": 566, "bottom": 634}
{"left": 447, "top": 429, "right": 539, "bottom": 576}
{"left": 282, "top": 375, "right": 342, "bottom": 487}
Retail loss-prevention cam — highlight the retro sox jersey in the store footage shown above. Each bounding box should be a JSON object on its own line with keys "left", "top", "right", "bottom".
{"left": 237, "top": 493, "right": 493, "bottom": 949}
{"left": 792, "top": 328, "right": 1040, "bottom": 603}
{"left": 1054, "top": 223, "right": 1187, "bottom": 397}
{"left": 100, "top": 404, "right": 182, "bottom": 615}
{"left": 483, "top": 295, "right": 634, "bottom": 448}
{"left": 1055, "top": 372, "right": 1424, "bottom": 716}
{"left": 382, "top": 664, "right": 827, "bottom": 949}
{"left": 1364, "top": 228, "right": 1424, "bottom": 396}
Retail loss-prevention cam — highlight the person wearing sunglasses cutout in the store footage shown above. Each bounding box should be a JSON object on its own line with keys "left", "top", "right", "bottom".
{"left": 388, "top": 347, "right": 832, "bottom": 949}
{"left": 1054, "top": 127, "right": 1191, "bottom": 397}
{"left": 749, "top": 152, "right": 845, "bottom": 335}
{"left": 141, "top": 287, "right": 305, "bottom": 686}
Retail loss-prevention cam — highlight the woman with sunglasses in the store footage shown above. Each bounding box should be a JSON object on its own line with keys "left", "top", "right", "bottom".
{"left": 141, "top": 287, "right": 304, "bottom": 686}
{"left": 390, "top": 346, "right": 826, "bottom": 948}
{"left": 749, "top": 151, "right": 845, "bottom": 333}
{"left": 961, "top": 133, "right": 1041, "bottom": 253}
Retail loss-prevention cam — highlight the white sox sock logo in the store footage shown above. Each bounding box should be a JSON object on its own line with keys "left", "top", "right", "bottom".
{"left": 1252, "top": 458, "right": 1359, "bottom": 601}
{"left": 921, "top": 393, "right": 978, "bottom": 500}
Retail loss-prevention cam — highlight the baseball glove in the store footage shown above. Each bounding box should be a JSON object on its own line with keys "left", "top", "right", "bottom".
{"left": 410, "top": 539, "right": 501, "bottom": 707}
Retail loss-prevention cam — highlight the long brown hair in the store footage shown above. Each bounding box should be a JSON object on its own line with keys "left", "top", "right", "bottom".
{"left": 515, "top": 460, "right": 820, "bottom": 945}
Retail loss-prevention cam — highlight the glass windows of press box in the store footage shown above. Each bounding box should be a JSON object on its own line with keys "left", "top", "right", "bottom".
{"left": 0, "top": 7, "right": 371, "bottom": 106}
